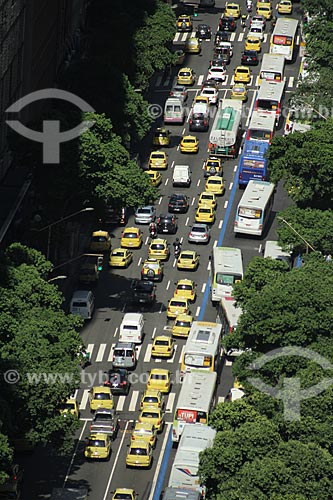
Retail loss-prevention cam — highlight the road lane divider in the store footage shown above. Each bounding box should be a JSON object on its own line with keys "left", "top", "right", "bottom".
{"left": 150, "top": 425, "right": 173, "bottom": 500}
{"left": 168, "top": 344, "right": 178, "bottom": 363}
{"left": 79, "top": 390, "right": 90, "bottom": 411}
{"left": 116, "top": 395, "right": 126, "bottom": 411}
{"left": 63, "top": 419, "right": 89, "bottom": 487}
{"left": 103, "top": 420, "right": 130, "bottom": 500}
{"left": 96, "top": 343, "right": 106, "bottom": 362}
{"left": 128, "top": 390, "right": 139, "bottom": 412}
{"left": 166, "top": 393, "right": 176, "bottom": 413}
{"left": 144, "top": 344, "right": 152, "bottom": 362}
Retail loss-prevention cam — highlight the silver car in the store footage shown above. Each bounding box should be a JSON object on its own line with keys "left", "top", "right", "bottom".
{"left": 169, "top": 85, "right": 188, "bottom": 104}
{"left": 188, "top": 223, "right": 211, "bottom": 244}
{"left": 135, "top": 205, "right": 156, "bottom": 224}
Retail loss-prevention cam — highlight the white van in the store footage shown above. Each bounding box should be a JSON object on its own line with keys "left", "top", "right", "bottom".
{"left": 173, "top": 165, "right": 191, "bottom": 187}
{"left": 70, "top": 290, "right": 95, "bottom": 320}
{"left": 164, "top": 98, "right": 185, "bottom": 124}
{"left": 119, "top": 313, "right": 144, "bottom": 344}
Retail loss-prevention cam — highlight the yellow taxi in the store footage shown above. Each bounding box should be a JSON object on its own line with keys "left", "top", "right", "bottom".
{"left": 148, "top": 239, "right": 169, "bottom": 261}
{"left": 230, "top": 83, "right": 248, "bottom": 101}
{"left": 177, "top": 250, "right": 200, "bottom": 271}
{"left": 140, "top": 389, "right": 164, "bottom": 410}
{"left": 149, "top": 150, "right": 168, "bottom": 170}
{"left": 152, "top": 335, "right": 175, "bottom": 358}
{"left": 225, "top": 2, "right": 241, "bottom": 18}
{"left": 185, "top": 37, "right": 201, "bottom": 54}
{"left": 85, "top": 433, "right": 111, "bottom": 460}
{"left": 120, "top": 227, "right": 143, "bottom": 249}
{"left": 198, "top": 191, "right": 217, "bottom": 210}
{"left": 131, "top": 422, "right": 157, "bottom": 448}
{"left": 90, "top": 230, "right": 112, "bottom": 252}
{"left": 126, "top": 440, "right": 152, "bottom": 468}
{"left": 141, "top": 258, "right": 164, "bottom": 281}
{"left": 112, "top": 489, "right": 137, "bottom": 500}
{"left": 257, "top": 3, "right": 272, "bottom": 18}
{"left": 153, "top": 128, "right": 171, "bottom": 147}
{"left": 109, "top": 248, "right": 133, "bottom": 268}
{"left": 195, "top": 205, "right": 215, "bottom": 224}
{"left": 147, "top": 368, "right": 171, "bottom": 394}
{"left": 60, "top": 397, "right": 79, "bottom": 418}
{"left": 193, "top": 95, "right": 210, "bottom": 106}
{"left": 171, "top": 314, "right": 193, "bottom": 338}
{"left": 90, "top": 386, "right": 114, "bottom": 411}
{"left": 174, "top": 279, "right": 196, "bottom": 302}
{"left": 180, "top": 135, "right": 199, "bottom": 153}
{"left": 277, "top": 0, "right": 292, "bottom": 14}
{"left": 167, "top": 296, "right": 190, "bottom": 319}
{"left": 177, "top": 14, "right": 192, "bottom": 31}
{"left": 245, "top": 36, "right": 261, "bottom": 52}
{"left": 138, "top": 406, "right": 164, "bottom": 433}
{"left": 205, "top": 176, "right": 225, "bottom": 195}
{"left": 177, "top": 68, "right": 195, "bottom": 86}
{"left": 145, "top": 170, "right": 162, "bottom": 187}
{"left": 234, "top": 66, "right": 251, "bottom": 84}
{"left": 204, "top": 156, "right": 223, "bottom": 178}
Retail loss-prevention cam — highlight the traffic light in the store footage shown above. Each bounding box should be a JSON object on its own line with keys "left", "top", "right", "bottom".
{"left": 97, "top": 256, "right": 103, "bottom": 271}
{"left": 194, "top": 7, "right": 198, "bottom": 17}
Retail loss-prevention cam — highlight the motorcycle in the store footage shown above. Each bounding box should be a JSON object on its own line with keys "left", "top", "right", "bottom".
{"left": 247, "top": 1, "right": 253, "bottom": 12}
{"left": 79, "top": 350, "right": 91, "bottom": 369}
{"left": 241, "top": 15, "right": 247, "bottom": 28}
{"left": 149, "top": 225, "right": 157, "bottom": 239}
{"left": 174, "top": 245, "right": 181, "bottom": 259}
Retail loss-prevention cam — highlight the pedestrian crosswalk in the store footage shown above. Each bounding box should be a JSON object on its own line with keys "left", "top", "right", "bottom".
{"left": 173, "top": 31, "right": 268, "bottom": 44}
{"left": 155, "top": 74, "right": 297, "bottom": 89}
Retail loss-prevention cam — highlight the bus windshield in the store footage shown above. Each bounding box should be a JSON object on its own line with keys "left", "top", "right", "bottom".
{"left": 257, "top": 99, "right": 278, "bottom": 111}
{"left": 249, "top": 129, "right": 272, "bottom": 140}
{"left": 215, "top": 272, "right": 242, "bottom": 285}
{"left": 184, "top": 353, "right": 213, "bottom": 368}
{"left": 176, "top": 408, "right": 208, "bottom": 424}
{"left": 238, "top": 207, "right": 262, "bottom": 219}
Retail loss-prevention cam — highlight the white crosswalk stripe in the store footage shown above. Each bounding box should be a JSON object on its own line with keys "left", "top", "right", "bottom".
{"left": 79, "top": 389, "right": 90, "bottom": 411}
{"left": 218, "top": 396, "right": 225, "bottom": 404}
{"left": 191, "top": 31, "right": 196, "bottom": 37}
{"left": 129, "top": 390, "right": 140, "bottom": 412}
{"left": 263, "top": 34, "right": 267, "bottom": 43}
{"left": 173, "top": 32, "right": 181, "bottom": 42}
{"left": 116, "top": 395, "right": 126, "bottom": 411}
{"left": 87, "top": 344, "right": 94, "bottom": 358}
{"left": 96, "top": 343, "right": 106, "bottom": 362}
{"left": 197, "top": 74, "right": 204, "bottom": 86}
{"left": 165, "top": 393, "right": 176, "bottom": 413}
{"left": 238, "top": 32, "right": 244, "bottom": 42}
{"left": 255, "top": 76, "right": 260, "bottom": 87}
{"left": 230, "top": 32, "right": 236, "bottom": 42}
{"left": 288, "top": 76, "right": 294, "bottom": 88}
{"left": 181, "top": 33, "right": 188, "bottom": 42}
{"left": 144, "top": 344, "right": 152, "bottom": 362}
{"left": 107, "top": 344, "right": 115, "bottom": 362}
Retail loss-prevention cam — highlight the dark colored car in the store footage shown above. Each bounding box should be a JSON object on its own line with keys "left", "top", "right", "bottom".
{"left": 213, "top": 47, "right": 231, "bottom": 64}
{"left": 196, "top": 23, "right": 211, "bottom": 39}
{"left": 131, "top": 280, "right": 156, "bottom": 305}
{"left": 102, "top": 206, "right": 127, "bottom": 225}
{"left": 157, "top": 214, "right": 178, "bottom": 234}
{"left": 219, "top": 16, "right": 236, "bottom": 31}
{"left": 103, "top": 368, "right": 130, "bottom": 395}
{"left": 241, "top": 50, "right": 259, "bottom": 66}
{"left": 168, "top": 193, "right": 189, "bottom": 213}
{"left": 189, "top": 112, "right": 210, "bottom": 132}
{"left": 90, "top": 409, "right": 119, "bottom": 440}
{"left": 201, "top": 79, "right": 219, "bottom": 90}
{"left": 215, "top": 30, "right": 230, "bottom": 44}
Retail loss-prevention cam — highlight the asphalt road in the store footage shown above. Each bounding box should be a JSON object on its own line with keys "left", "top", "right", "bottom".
{"left": 20, "top": 1, "right": 304, "bottom": 498}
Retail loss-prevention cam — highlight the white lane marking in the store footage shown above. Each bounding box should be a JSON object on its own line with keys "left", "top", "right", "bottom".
{"left": 173, "top": 258, "right": 177, "bottom": 268}
{"left": 173, "top": 32, "right": 180, "bottom": 42}
{"left": 63, "top": 419, "right": 89, "bottom": 487}
{"left": 207, "top": 261, "right": 211, "bottom": 271}
{"left": 159, "top": 196, "right": 163, "bottom": 205}
{"left": 152, "top": 327, "right": 157, "bottom": 339}
{"left": 218, "top": 396, "right": 225, "bottom": 404}
{"left": 177, "top": 145, "right": 180, "bottom": 151}
{"left": 102, "top": 420, "right": 130, "bottom": 500}
{"left": 180, "top": 236, "right": 183, "bottom": 244}
{"left": 263, "top": 34, "right": 267, "bottom": 42}
{"left": 156, "top": 75, "right": 162, "bottom": 87}
{"left": 224, "top": 200, "right": 228, "bottom": 209}
{"left": 218, "top": 219, "right": 223, "bottom": 229}
{"left": 165, "top": 393, "right": 176, "bottom": 413}
{"left": 213, "top": 240, "right": 217, "bottom": 247}
{"left": 79, "top": 390, "right": 90, "bottom": 410}
{"left": 255, "top": 75, "right": 260, "bottom": 87}
{"left": 116, "top": 395, "right": 126, "bottom": 411}
{"left": 128, "top": 390, "right": 139, "bottom": 411}
{"left": 108, "top": 344, "right": 115, "bottom": 362}
{"left": 159, "top": 303, "right": 164, "bottom": 314}
{"left": 296, "top": 35, "right": 300, "bottom": 45}
{"left": 144, "top": 344, "right": 152, "bottom": 363}
{"left": 202, "top": 161, "right": 205, "bottom": 169}
{"left": 96, "top": 343, "right": 106, "bottom": 362}
{"left": 182, "top": 127, "right": 186, "bottom": 134}
{"left": 197, "top": 179, "right": 201, "bottom": 187}
{"left": 238, "top": 32, "right": 244, "bottom": 41}
{"left": 246, "top": 91, "right": 256, "bottom": 127}
{"left": 191, "top": 197, "right": 196, "bottom": 206}
{"left": 73, "top": 389, "right": 78, "bottom": 400}
{"left": 168, "top": 344, "right": 178, "bottom": 363}
{"left": 145, "top": 236, "right": 149, "bottom": 245}
{"left": 258, "top": 244, "right": 262, "bottom": 253}
{"left": 234, "top": 164, "right": 237, "bottom": 172}
{"left": 195, "top": 306, "right": 200, "bottom": 317}
{"left": 166, "top": 280, "right": 171, "bottom": 290}
{"left": 185, "top": 217, "right": 189, "bottom": 226}
{"left": 288, "top": 76, "right": 294, "bottom": 88}
{"left": 229, "top": 182, "right": 233, "bottom": 190}
{"left": 225, "top": 359, "right": 233, "bottom": 366}
{"left": 230, "top": 32, "right": 236, "bottom": 42}
{"left": 201, "top": 283, "right": 206, "bottom": 293}
{"left": 136, "top": 345, "right": 143, "bottom": 358}
{"left": 138, "top": 257, "right": 142, "bottom": 267}
{"left": 171, "top": 160, "right": 175, "bottom": 169}
{"left": 113, "top": 327, "right": 118, "bottom": 338}
{"left": 180, "top": 345, "right": 185, "bottom": 364}
{"left": 197, "top": 75, "right": 204, "bottom": 86}
{"left": 181, "top": 33, "right": 187, "bottom": 42}
{"left": 148, "top": 424, "right": 172, "bottom": 500}
{"left": 87, "top": 344, "right": 94, "bottom": 358}
{"left": 165, "top": 178, "right": 169, "bottom": 186}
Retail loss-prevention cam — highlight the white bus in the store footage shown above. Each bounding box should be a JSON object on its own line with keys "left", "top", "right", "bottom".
{"left": 180, "top": 321, "right": 222, "bottom": 378}
{"left": 254, "top": 80, "right": 286, "bottom": 126}
{"left": 246, "top": 111, "right": 276, "bottom": 143}
{"left": 211, "top": 247, "right": 243, "bottom": 302}
{"left": 270, "top": 18, "right": 299, "bottom": 62}
{"left": 172, "top": 371, "right": 217, "bottom": 443}
{"left": 234, "top": 180, "right": 275, "bottom": 237}
{"left": 217, "top": 297, "right": 242, "bottom": 335}
{"left": 258, "top": 54, "right": 285, "bottom": 85}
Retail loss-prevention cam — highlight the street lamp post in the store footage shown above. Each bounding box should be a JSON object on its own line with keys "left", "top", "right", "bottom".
{"left": 277, "top": 216, "right": 316, "bottom": 254}
{"left": 47, "top": 275, "right": 67, "bottom": 283}
{"left": 38, "top": 207, "right": 94, "bottom": 261}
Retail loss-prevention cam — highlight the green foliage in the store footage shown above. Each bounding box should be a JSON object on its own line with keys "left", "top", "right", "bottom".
{"left": 79, "top": 112, "right": 158, "bottom": 207}
{"left": 0, "top": 434, "right": 13, "bottom": 485}
{"left": 267, "top": 119, "right": 333, "bottom": 208}
{"left": 277, "top": 205, "right": 333, "bottom": 254}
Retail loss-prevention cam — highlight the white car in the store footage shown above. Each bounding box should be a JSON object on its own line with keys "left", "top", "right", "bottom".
{"left": 207, "top": 66, "right": 227, "bottom": 82}
{"left": 217, "top": 41, "right": 233, "bottom": 57}
{"left": 248, "top": 25, "right": 264, "bottom": 40}
{"left": 200, "top": 87, "right": 218, "bottom": 105}
{"left": 250, "top": 15, "right": 266, "bottom": 29}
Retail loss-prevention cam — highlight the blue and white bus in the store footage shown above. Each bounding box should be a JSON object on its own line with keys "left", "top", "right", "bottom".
{"left": 238, "top": 139, "right": 270, "bottom": 187}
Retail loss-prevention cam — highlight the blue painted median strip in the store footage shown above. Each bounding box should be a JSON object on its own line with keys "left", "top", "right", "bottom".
{"left": 152, "top": 426, "right": 173, "bottom": 500}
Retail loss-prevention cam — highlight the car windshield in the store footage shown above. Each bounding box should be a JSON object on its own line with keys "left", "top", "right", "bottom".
{"left": 199, "top": 208, "right": 211, "bottom": 213}
{"left": 180, "top": 72, "right": 190, "bottom": 76}
{"left": 216, "top": 273, "right": 242, "bottom": 285}
{"left": 60, "top": 403, "right": 75, "bottom": 411}
{"left": 134, "top": 428, "right": 151, "bottom": 435}
{"left": 183, "top": 138, "right": 195, "bottom": 143}
{"left": 155, "top": 340, "right": 169, "bottom": 346}
{"left": 144, "top": 262, "right": 158, "bottom": 269}
{"left": 181, "top": 253, "right": 195, "bottom": 259}
{"left": 112, "top": 251, "right": 125, "bottom": 257}
{"left": 129, "top": 447, "right": 148, "bottom": 455}
{"left": 202, "top": 194, "right": 213, "bottom": 199}
{"left": 208, "top": 179, "right": 221, "bottom": 184}
{"left": 141, "top": 411, "right": 159, "bottom": 418}
{"left": 193, "top": 113, "right": 205, "bottom": 119}
{"left": 193, "top": 226, "right": 206, "bottom": 232}
{"left": 151, "top": 374, "right": 167, "bottom": 380}
{"left": 88, "top": 439, "right": 106, "bottom": 447}
{"left": 138, "top": 208, "right": 151, "bottom": 214}
{"left": 94, "top": 392, "right": 111, "bottom": 400}
{"left": 114, "top": 495, "right": 133, "bottom": 500}
{"left": 178, "top": 284, "right": 192, "bottom": 290}
{"left": 124, "top": 232, "right": 137, "bottom": 238}
{"left": 152, "top": 154, "right": 165, "bottom": 159}
{"left": 203, "top": 89, "right": 214, "bottom": 94}
{"left": 155, "top": 132, "right": 167, "bottom": 137}
{"left": 151, "top": 244, "right": 165, "bottom": 250}
{"left": 211, "top": 68, "right": 223, "bottom": 73}
{"left": 92, "top": 236, "right": 107, "bottom": 242}
{"left": 170, "top": 300, "right": 187, "bottom": 307}
{"left": 237, "top": 69, "right": 248, "bottom": 73}
{"left": 94, "top": 413, "right": 113, "bottom": 421}
{"left": 176, "top": 320, "right": 191, "bottom": 327}
{"left": 143, "top": 396, "right": 159, "bottom": 403}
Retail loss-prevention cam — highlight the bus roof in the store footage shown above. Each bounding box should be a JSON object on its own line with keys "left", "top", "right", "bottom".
{"left": 260, "top": 53, "right": 285, "bottom": 73}
{"left": 249, "top": 111, "right": 276, "bottom": 131}
{"left": 243, "top": 139, "right": 270, "bottom": 158}
{"left": 221, "top": 297, "right": 242, "bottom": 329}
{"left": 213, "top": 247, "right": 243, "bottom": 274}
{"left": 179, "top": 424, "right": 216, "bottom": 452}
{"left": 257, "top": 80, "right": 285, "bottom": 102}
{"left": 272, "top": 17, "right": 298, "bottom": 38}
{"left": 185, "top": 322, "right": 222, "bottom": 356}
{"left": 176, "top": 371, "right": 217, "bottom": 410}
{"left": 238, "top": 180, "right": 275, "bottom": 210}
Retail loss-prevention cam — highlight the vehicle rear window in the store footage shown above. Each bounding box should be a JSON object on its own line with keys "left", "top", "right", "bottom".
{"left": 193, "top": 226, "right": 206, "bottom": 232}
{"left": 95, "top": 393, "right": 111, "bottom": 400}
{"left": 123, "top": 325, "right": 138, "bottom": 330}
{"left": 130, "top": 447, "right": 148, "bottom": 455}
{"left": 114, "top": 349, "right": 125, "bottom": 357}
{"left": 143, "top": 396, "right": 159, "bottom": 403}
{"left": 88, "top": 439, "right": 105, "bottom": 447}
{"left": 170, "top": 300, "right": 187, "bottom": 307}
{"left": 92, "top": 236, "right": 107, "bottom": 242}
{"left": 72, "top": 301, "right": 87, "bottom": 308}
{"left": 181, "top": 253, "right": 195, "bottom": 259}
{"left": 112, "top": 251, "right": 124, "bottom": 257}
{"left": 155, "top": 340, "right": 169, "bottom": 346}
{"left": 138, "top": 208, "right": 151, "bottom": 213}
{"left": 141, "top": 411, "right": 159, "bottom": 418}
{"left": 124, "top": 232, "right": 137, "bottom": 238}
{"left": 151, "top": 244, "right": 164, "bottom": 250}
{"left": 178, "top": 284, "right": 192, "bottom": 290}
